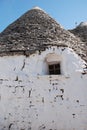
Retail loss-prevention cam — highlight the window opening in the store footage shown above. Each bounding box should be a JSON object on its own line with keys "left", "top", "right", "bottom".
{"left": 49, "top": 63, "right": 61, "bottom": 75}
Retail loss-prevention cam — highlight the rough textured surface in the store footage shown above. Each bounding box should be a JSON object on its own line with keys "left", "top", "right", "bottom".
{"left": 69, "top": 22, "right": 87, "bottom": 63}
{"left": 0, "top": 7, "right": 86, "bottom": 62}
{"left": 69, "top": 22, "right": 87, "bottom": 43}
{"left": 0, "top": 47, "right": 87, "bottom": 130}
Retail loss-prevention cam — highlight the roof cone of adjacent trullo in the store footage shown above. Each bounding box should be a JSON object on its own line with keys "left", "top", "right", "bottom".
{"left": 0, "top": 7, "right": 87, "bottom": 62}
{"left": 70, "top": 22, "right": 87, "bottom": 43}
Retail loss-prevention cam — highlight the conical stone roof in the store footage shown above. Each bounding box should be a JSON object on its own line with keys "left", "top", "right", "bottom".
{"left": 69, "top": 22, "right": 87, "bottom": 43}
{"left": 0, "top": 7, "right": 87, "bottom": 62}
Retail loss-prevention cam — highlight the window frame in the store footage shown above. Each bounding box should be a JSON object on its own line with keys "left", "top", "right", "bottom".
{"left": 48, "top": 63, "right": 61, "bottom": 75}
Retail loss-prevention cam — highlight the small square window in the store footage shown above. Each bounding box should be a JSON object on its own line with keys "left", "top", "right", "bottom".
{"left": 49, "top": 63, "right": 61, "bottom": 75}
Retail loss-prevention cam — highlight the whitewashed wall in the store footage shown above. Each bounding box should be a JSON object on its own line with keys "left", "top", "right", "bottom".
{"left": 0, "top": 46, "right": 87, "bottom": 130}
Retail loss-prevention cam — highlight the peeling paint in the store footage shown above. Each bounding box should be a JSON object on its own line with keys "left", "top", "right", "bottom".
{"left": 0, "top": 47, "right": 86, "bottom": 130}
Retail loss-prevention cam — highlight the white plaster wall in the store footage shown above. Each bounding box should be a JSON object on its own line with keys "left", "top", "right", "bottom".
{"left": 0, "top": 46, "right": 87, "bottom": 130}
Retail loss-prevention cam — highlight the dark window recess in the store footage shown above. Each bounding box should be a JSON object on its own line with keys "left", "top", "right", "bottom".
{"left": 49, "top": 63, "right": 61, "bottom": 75}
